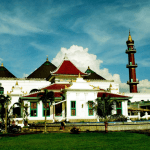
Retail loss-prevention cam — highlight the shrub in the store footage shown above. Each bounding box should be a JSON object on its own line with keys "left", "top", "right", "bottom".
{"left": 135, "top": 118, "right": 140, "bottom": 121}
{"left": 80, "top": 121, "right": 84, "bottom": 123}
{"left": 140, "top": 118, "right": 147, "bottom": 121}
{"left": 36, "top": 122, "right": 45, "bottom": 124}
{"left": 70, "top": 126, "right": 80, "bottom": 134}
{"left": 109, "top": 114, "right": 127, "bottom": 122}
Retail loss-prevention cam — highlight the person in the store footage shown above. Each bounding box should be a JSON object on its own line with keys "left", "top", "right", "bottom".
{"left": 12, "top": 120, "right": 15, "bottom": 126}
{"left": 61, "top": 121, "right": 65, "bottom": 130}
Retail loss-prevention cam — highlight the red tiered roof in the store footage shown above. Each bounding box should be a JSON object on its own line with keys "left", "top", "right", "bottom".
{"left": 42, "top": 83, "right": 70, "bottom": 90}
{"left": 21, "top": 83, "right": 71, "bottom": 99}
{"left": 97, "top": 92, "right": 130, "bottom": 98}
{"left": 51, "top": 60, "right": 87, "bottom": 75}
{"left": 23, "top": 93, "right": 39, "bottom": 97}
{"left": 23, "top": 92, "right": 62, "bottom": 98}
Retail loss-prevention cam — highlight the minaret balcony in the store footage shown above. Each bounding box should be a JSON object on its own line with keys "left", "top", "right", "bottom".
{"left": 125, "top": 49, "right": 136, "bottom": 53}
{"left": 127, "top": 79, "right": 139, "bottom": 84}
{"left": 126, "top": 40, "right": 134, "bottom": 45}
{"left": 126, "top": 63, "right": 138, "bottom": 68}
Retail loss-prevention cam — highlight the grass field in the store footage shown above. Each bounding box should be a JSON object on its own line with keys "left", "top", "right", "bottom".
{"left": 0, "top": 132, "right": 150, "bottom": 150}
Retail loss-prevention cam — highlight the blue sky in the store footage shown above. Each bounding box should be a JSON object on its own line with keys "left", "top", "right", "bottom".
{"left": 0, "top": 0, "right": 150, "bottom": 93}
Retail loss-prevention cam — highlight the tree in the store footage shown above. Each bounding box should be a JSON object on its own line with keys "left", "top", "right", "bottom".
{"left": 0, "top": 94, "right": 11, "bottom": 133}
{"left": 93, "top": 93, "right": 123, "bottom": 133}
{"left": 37, "top": 89, "right": 54, "bottom": 133}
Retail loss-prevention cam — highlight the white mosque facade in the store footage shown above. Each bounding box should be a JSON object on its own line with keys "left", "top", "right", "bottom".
{"left": 0, "top": 32, "right": 150, "bottom": 125}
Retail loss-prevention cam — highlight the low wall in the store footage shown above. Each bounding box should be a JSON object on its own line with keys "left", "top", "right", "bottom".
{"left": 22, "top": 121, "right": 150, "bottom": 132}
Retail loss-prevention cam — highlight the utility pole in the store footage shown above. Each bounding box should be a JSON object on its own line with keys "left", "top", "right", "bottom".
{"left": 5, "top": 103, "right": 8, "bottom": 133}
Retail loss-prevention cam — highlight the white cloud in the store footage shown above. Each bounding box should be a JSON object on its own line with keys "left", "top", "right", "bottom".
{"left": 70, "top": 1, "right": 150, "bottom": 48}
{"left": 0, "top": 13, "right": 43, "bottom": 35}
{"left": 0, "top": 1, "right": 84, "bottom": 36}
{"left": 137, "top": 59, "right": 150, "bottom": 67}
{"left": 138, "top": 79, "right": 150, "bottom": 93}
{"left": 134, "top": 6, "right": 150, "bottom": 35}
{"left": 52, "top": 45, "right": 150, "bottom": 93}
{"left": 85, "top": 28, "right": 112, "bottom": 44}
{"left": 52, "top": 45, "right": 121, "bottom": 82}
{"left": 119, "top": 79, "right": 150, "bottom": 93}
{"left": 30, "top": 42, "right": 49, "bottom": 51}
{"left": 119, "top": 83, "right": 129, "bottom": 93}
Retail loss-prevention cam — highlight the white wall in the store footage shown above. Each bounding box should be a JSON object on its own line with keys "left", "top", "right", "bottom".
{"left": 122, "top": 101, "right": 128, "bottom": 117}
{"left": 0, "top": 79, "right": 50, "bottom": 95}
{"left": 125, "top": 93, "right": 150, "bottom": 103}
{"left": 66, "top": 91, "right": 98, "bottom": 121}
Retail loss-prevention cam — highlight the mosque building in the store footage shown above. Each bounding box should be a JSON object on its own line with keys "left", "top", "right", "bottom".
{"left": 0, "top": 32, "right": 150, "bottom": 124}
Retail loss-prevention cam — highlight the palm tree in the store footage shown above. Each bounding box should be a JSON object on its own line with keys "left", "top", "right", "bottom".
{"left": 0, "top": 94, "right": 11, "bottom": 133}
{"left": 37, "top": 89, "right": 54, "bottom": 133}
{"left": 94, "top": 93, "right": 123, "bottom": 133}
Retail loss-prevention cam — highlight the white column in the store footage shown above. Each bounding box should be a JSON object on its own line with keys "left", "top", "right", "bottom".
{"left": 145, "top": 112, "right": 148, "bottom": 120}
{"left": 76, "top": 93, "right": 80, "bottom": 117}
{"left": 66, "top": 93, "right": 70, "bottom": 121}
{"left": 84, "top": 92, "right": 88, "bottom": 117}
{"left": 62, "top": 102, "right": 65, "bottom": 119}
{"left": 52, "top": 102, "right": 55, "bottom": 122}
{"left": 138, "top": 111, "right": 140, "bottom": 119}
{"left": 38, "top": 101, "right": 42, "bottom": 118}
{"left": 123, "top": 101, "right": 128, "bottom": 117}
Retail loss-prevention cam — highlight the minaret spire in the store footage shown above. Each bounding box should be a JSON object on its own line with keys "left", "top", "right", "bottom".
{"left": 128, "top": 29, "right": 132, "bottom": 42}
{"left": 126, "top": 31, "right": 139, "bottom": 93}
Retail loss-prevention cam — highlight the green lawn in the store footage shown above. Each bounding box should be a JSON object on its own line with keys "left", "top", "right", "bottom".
{"left": 0, "top": 132, "right": 149, "bottom": 150}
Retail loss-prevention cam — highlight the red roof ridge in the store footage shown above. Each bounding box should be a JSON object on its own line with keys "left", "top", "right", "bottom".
{"left": 51, "top": 58, "right": 87, "bottom": 76}
{"left": 50, "top": 59, "right": 65, "bottom": 74}
{"left": 42, "top": 83, "right": 71, "bottom": 90}
{"left": 23, "top": 91, "right": 41, "bottom": 97}
{"left": 22, "top": 91, "right": 63, "bottom": 98}
{"left": 97, "top": 91, "right": 130, "bottom": 98}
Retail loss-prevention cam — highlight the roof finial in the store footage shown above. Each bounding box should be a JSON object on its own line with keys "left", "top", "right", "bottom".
{"left": 78, "top": 73, "right": 81, "bottom": 78}
{"left": 46, "top": 55, "right": 49, "bottom": 61}
{"left": 16, "top": 81, "right": 18, "bottom": 85}
{"left": 64, "top": 53, "right": 68, "bottom": 60}
{"left": 1, "top": 63, "right": 3, "bottom": 67}
{"left": 65, "top": 85, "right": 68, "bottom": 89}
{"left": 88, "top": 66, "right": 90, "bottom": 69}
{"left": 128, "top": 29, "right": 132, "bottom": 42}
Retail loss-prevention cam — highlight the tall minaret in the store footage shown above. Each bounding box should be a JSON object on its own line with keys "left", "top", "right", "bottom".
{"left": 126, "top": 31, "right": 139, "bottom": 93}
